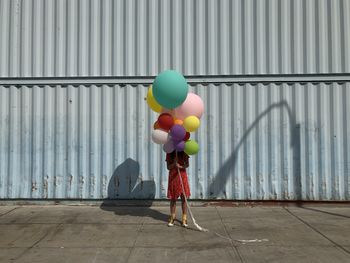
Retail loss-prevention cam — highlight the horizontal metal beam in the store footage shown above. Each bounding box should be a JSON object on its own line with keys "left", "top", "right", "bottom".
{"left": 0, "top": 74, "right": 350, "bottom": 86}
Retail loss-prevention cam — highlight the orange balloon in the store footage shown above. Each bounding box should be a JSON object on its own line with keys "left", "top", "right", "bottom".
{"left": 174, "top": 119, "right": 183, "bottom": 125}
{"left": 153, "top": 121, "right": 160, "bottom": 130}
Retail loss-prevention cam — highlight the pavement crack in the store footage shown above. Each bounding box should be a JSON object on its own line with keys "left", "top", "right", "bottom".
{"left": 283, "top": 207, "right": 350, "bottom": 256}
{"left": 215, "top": 207, "right": 245, "bottom": 263}
{"left": 10, "top": 223, "right": 59, "bottom": 262}
{"left": 126, "top": 220, "right": 144, "bottom": 263}
{"left": 0, "top": 207, "right": 19, "bottom": 217}
{"left": 300, "top": 206, "right": 350, "bottom": 219}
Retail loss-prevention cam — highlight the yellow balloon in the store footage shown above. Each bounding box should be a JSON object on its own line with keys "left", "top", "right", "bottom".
{"left": 183, "top": 116, "right": 200, "bottom": 132}
{"left": 146, "top": 86, "right": 162, "bottom": 113}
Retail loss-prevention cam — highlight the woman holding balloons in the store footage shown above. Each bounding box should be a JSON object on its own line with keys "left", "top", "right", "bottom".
{"left": 166, "top": 150, "right": 190, "bottom": 227}
{"left": 147, "top": 70, "right": 204, "bottom": 227}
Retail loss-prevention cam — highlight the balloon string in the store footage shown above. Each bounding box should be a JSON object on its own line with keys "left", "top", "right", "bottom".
{"left": 175, "top": 151, "right": 208, "bottom": 232}
{"left": 174, "top": 151, "right": 269, "bottom": 245}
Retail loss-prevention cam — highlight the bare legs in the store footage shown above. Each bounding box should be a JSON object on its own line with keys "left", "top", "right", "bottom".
{"left": 169, "top": 195, "right": 187, "bottom": 216}
{"left": 180, "top": 194, "right": 187, "bottom": 215}
{"left": 170, "top": 199, "right": 176, "bottom": 216}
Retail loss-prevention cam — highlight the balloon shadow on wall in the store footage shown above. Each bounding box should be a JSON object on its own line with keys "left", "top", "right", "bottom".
{"left": 100, "top": 158, "right": 168, "bottom": 222}
{"left": 209, "top": 100, "right": 302, "bottom": 200}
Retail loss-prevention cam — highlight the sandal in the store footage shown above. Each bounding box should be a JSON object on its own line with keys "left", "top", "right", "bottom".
{"left": 181, "top": 214, "right": 188, "bottom": 227}
{"left": 167, "top": 215, "right": 175, "bottom": 227}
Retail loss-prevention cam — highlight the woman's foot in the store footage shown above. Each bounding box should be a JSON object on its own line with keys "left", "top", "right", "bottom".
{"left": 167, "top": 215, "right": 175, "bottom": 227}
{"left": 181, "top": 214, "right": 188, "bottom": 227}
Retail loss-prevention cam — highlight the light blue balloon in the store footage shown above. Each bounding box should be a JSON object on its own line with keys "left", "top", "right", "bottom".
{"left": 153, "top": 70, "right": 188, "bottom": 109}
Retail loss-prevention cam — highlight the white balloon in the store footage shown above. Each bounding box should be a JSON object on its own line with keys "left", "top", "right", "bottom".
{"left": 152, "top": 129, "right": 169, "bottom": 144}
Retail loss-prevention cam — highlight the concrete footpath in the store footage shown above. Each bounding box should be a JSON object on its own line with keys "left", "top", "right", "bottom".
{"left": 0, "top": 204, "right": 349, "bottom": 263}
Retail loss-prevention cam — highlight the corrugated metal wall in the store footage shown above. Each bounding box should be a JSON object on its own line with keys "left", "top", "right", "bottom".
{"left": 1, "top": 0, "right": 350, "bottom": 77}
{"left": 0, "top": 83, "right": 349, "bottom": 200}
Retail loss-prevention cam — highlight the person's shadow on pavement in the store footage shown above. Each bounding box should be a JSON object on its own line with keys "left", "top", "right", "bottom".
{"left": 100, "top": 158, "right": 168, "bottom": 223}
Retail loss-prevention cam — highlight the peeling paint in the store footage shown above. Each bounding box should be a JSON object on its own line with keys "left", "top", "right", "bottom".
{"left": 31, "top": 182, "right": 37, "bottom": 192}
{"left": 68, "top": 175, "right": 73, "bottom": 190}
{"left": 43, "top": 176, "right": 48, "bottom": 198}
{"left": 54, "top": 176, "right": 63, "bottom": 187}
{"left": 79, "top": 176, "right": 84, "bottom": 198}
{"left": 102, "top": 175, "right": 107, "bottom": 193}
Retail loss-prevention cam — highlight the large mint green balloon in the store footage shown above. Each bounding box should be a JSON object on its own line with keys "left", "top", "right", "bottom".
{"left": 153, "top": 70, "right": 188, "bottom": 109}
{"left": 184, "top": 140, "right": 199, "bottom": 155}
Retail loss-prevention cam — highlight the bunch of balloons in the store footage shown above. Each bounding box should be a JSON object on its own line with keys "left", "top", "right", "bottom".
{"left": 147, "top": 70, "right": 204, "bottom": 155}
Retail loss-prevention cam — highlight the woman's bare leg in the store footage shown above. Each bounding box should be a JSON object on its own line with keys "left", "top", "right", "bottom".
{"left": 170, "top": 199, "right": 176, "bottom": 216}
{"left": 168, "top": 199, "right": 177, "bottom": 226}
{"left": 180, "top": 195, "right": 188, "bottom": 226}
{"left": 180, "top": 195, "right": 187, "bottom": 215}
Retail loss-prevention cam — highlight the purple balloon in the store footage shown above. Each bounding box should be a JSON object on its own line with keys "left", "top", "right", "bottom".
{"left": 170, "top": 125, "right": 186, "bottom": 142}
{"left": 163, "top": 140, "right": 175, "bottom": 153}
{"left": 175, "top": 141, "right": 185, "bottom": 152}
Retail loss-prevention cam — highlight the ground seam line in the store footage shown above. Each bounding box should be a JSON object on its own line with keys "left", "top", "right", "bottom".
{"left": 126, "top": 218, "right": 144, "bottom": 263}
{"left": 283, "top": 207, "right": 350, "bottom": 255}
{"left": 215, "top": 207, "right": 245, "bottom": 263}
{"left": 10, "top": 223, "right": 59, "bottom": 261}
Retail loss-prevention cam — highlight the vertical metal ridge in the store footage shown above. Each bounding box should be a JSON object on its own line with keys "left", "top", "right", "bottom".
{"left": 0, "top": 86, "right": 8, "bottom": 197}
{"left": 209, "top": 0, "right": 216, "bottom": 75}
{"left": 242, "top": 84, "right": 248, "bottom": 199}
{"left": 293, "top": 0, "right": 303, "bottom": 74}
{"left": 256, "top": 0, "right": 266, "bottom": 74}
{"left": 335, "top": 84, "right": 345, "bottom": 199}
{"left": 9, "top": 0, "right": 19, "bottom": 77}
{"left": 21, "top": 0, "right": 32, "bottom": 77}
{"left": 343, "top": 0, "right": 350, "bottom": 72}
{"left": 268, "top": 0, "right": 279, "bottom": 74}
{"left": 234, "top": 0, "right": 243, "bottom": 74}
{"left": 328, "top": 83, "right": 335, "bottom": 199}
{"left": 315, "top": 84, "right": 322, "bottom": 199}
{"left": 344, "top": 83, "right": 350, "bottom": 199}
{"left": 330, "top": 0, "right": 341, "bottom": 73}
{"left": 242, "top": 0, "right": 254, "bottom": 74}
{"left": 0, "top": 0, "right": 10, "bottom": 76}
{"left": 280, "top": 0, "right": 291, "bottom": 73}
{"left": 89, "top": 85, "right": 98, "bottom": 198}
{"left": 306, "top": 0, "right": 316, "bottom": 73}
{"left": 136, "top": 0, "right": 146, "bottom": 75}
{"left": 55, "top": 0, "right": 66, "bottom": 76}
{"left": 21, "top": 86, "right": 32, "bottom": 197}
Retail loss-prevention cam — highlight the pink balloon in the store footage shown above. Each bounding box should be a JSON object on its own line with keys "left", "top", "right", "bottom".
{"left": 174, "top": 93, "right": 204, "bottom": 120}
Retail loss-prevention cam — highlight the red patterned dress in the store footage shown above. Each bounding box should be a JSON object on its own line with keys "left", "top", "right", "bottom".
{"left": 166, "top": 151, "right": 191, "bottom": 200}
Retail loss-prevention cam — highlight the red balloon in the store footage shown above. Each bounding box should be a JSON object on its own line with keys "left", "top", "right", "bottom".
{"left": 158, "top": 113, "right": 174, "bottom": 131}
{"left": 184, "top": 132, "right": 190, "bottom": 141}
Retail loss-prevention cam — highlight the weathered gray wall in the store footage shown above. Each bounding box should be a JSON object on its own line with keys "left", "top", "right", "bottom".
{"left": 0, "top": 82, "right": 349, "bottom": 200}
